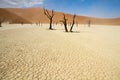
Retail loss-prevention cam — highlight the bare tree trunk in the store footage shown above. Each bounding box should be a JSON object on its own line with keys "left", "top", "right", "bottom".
{"left": 70, "top": 24, "right": 74, "bottom": 32}
{"left": 49, "top": 19, "right": 52, "bottom": 29}
{"left": 70, "top": 14, "right": 76, "bottom": 32}
{"left": 64, "top": 22, "right": 68, "bottom": 32}
{"left": 39, "top": 22, "right": 40, "bottom": 26}
{"left": 0, "top": 22, "right": 2, "bottom": 27}
{"left": 88, "top": 20, "right": 91, "bottom": 27}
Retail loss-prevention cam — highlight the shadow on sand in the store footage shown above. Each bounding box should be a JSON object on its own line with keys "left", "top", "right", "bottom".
{"left": 66, "top": 30, "right": 91, "bottom": 33}
{"left": 46, "top": 28, "right": 57, "bottom": 30}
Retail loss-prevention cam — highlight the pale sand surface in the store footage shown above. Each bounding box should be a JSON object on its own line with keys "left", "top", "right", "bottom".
{"left": 0, "top": 24, "right": 120, "bottom": 80}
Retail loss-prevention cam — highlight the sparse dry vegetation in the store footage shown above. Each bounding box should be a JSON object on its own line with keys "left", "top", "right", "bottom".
{"left": 0, "top": 17, "right": 5, "bottom": 27}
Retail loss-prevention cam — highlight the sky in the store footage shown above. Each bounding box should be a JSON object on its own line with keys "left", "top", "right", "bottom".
{"left": 0, "top": 0, "right": 120, "bottom": 18}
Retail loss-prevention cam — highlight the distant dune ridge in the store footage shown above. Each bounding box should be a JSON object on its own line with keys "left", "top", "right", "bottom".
{"left": 0, "top": 8, "right": 120, "bottom": 25}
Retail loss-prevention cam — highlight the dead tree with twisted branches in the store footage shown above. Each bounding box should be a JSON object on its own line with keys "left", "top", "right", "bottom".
{"left": 60, "top": 14, "right": 68, "bottom": 32}
{"left": 44, "top": 8, "right": 55, "bottom": 30}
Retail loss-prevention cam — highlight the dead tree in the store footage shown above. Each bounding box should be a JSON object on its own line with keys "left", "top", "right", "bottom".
{"left": 70, "top": 14, "right": 76, "bottom": 32}
{"left": 0, "top": 17, "right": 5, "bottom": 27}
{"left": 38, "top": 21, "right": 41, "bottom": 26}
{"left": 56, "top": 22, "right": 57, "bottom": 25}
{"left": 21, "top": 22, "right": 24, "bottom": 25}
{"left": 76, "top": 22, "right": 78, "bottom": 27}
{"left": 88, "top": 20, "right": 91, "bottom": 27}
{"left": 44, "top": 8, "right": 55, "bottom": 30}
{"left": 60, "top": 14, "right": 68, "bottom": 32}
{"left": 36, "top": 20, "right": 40, "bottom": 26}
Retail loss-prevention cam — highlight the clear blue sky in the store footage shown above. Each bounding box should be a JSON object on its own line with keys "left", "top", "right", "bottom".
{"left": 43, "top": 0, "right": 120, "bottom": 18}
{"left": 0, "top": 0, "right": 120, "bottom": 18}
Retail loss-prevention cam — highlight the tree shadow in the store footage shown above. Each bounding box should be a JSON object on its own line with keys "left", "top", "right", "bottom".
{"left": 46, "top": 28, "right": 57, "bottom": 30}
{"left": 70, "top": 31, "right": 80, "bottom": 33}
{"left": 63, "top": 30, "right": 91, "bottom": 33}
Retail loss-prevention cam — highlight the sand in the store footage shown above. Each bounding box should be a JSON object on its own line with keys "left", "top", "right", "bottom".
{"left": 0, "top": 23, "right": 120, "bottom": 80}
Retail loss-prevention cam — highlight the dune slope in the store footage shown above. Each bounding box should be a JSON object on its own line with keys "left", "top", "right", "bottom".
{"left": 0, "top": 8, "right": 120, "bottom": 25}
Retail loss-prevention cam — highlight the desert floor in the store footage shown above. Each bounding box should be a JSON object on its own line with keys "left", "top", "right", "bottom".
{"left": 0, "top": 23, "right": 120, "bottom": 80}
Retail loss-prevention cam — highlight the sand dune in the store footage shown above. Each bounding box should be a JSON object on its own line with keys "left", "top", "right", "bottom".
{"left": 0, "top": 8, "right": 120, "bottom": 25}
{"left": 0, "top": 24, "right": 120, "bottom": 80}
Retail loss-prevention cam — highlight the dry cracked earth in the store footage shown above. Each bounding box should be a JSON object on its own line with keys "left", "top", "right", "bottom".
{"left": 0, "top": 24, "right": 120, "bottom": 80}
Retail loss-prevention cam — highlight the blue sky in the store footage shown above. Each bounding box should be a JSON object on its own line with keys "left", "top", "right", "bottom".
{"left": 0, "top": 0, "right": 120, "bottom": 18}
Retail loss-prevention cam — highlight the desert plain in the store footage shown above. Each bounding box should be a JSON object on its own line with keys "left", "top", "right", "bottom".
{"left": 0, "top": 23, "right": 120, "bottom": 80}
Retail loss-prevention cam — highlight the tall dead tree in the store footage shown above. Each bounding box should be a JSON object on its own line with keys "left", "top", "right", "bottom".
{"left": 44, "top": 8, "right": 55, "bottom": 30}
{"left": 0, "top": 17, "right": 5, "bottom": 27}
{"left": 70, "top": 14, "right": 76, "bottom": 32}
{"left": 60, "top": 14, "right": 68, "bottom": 32}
